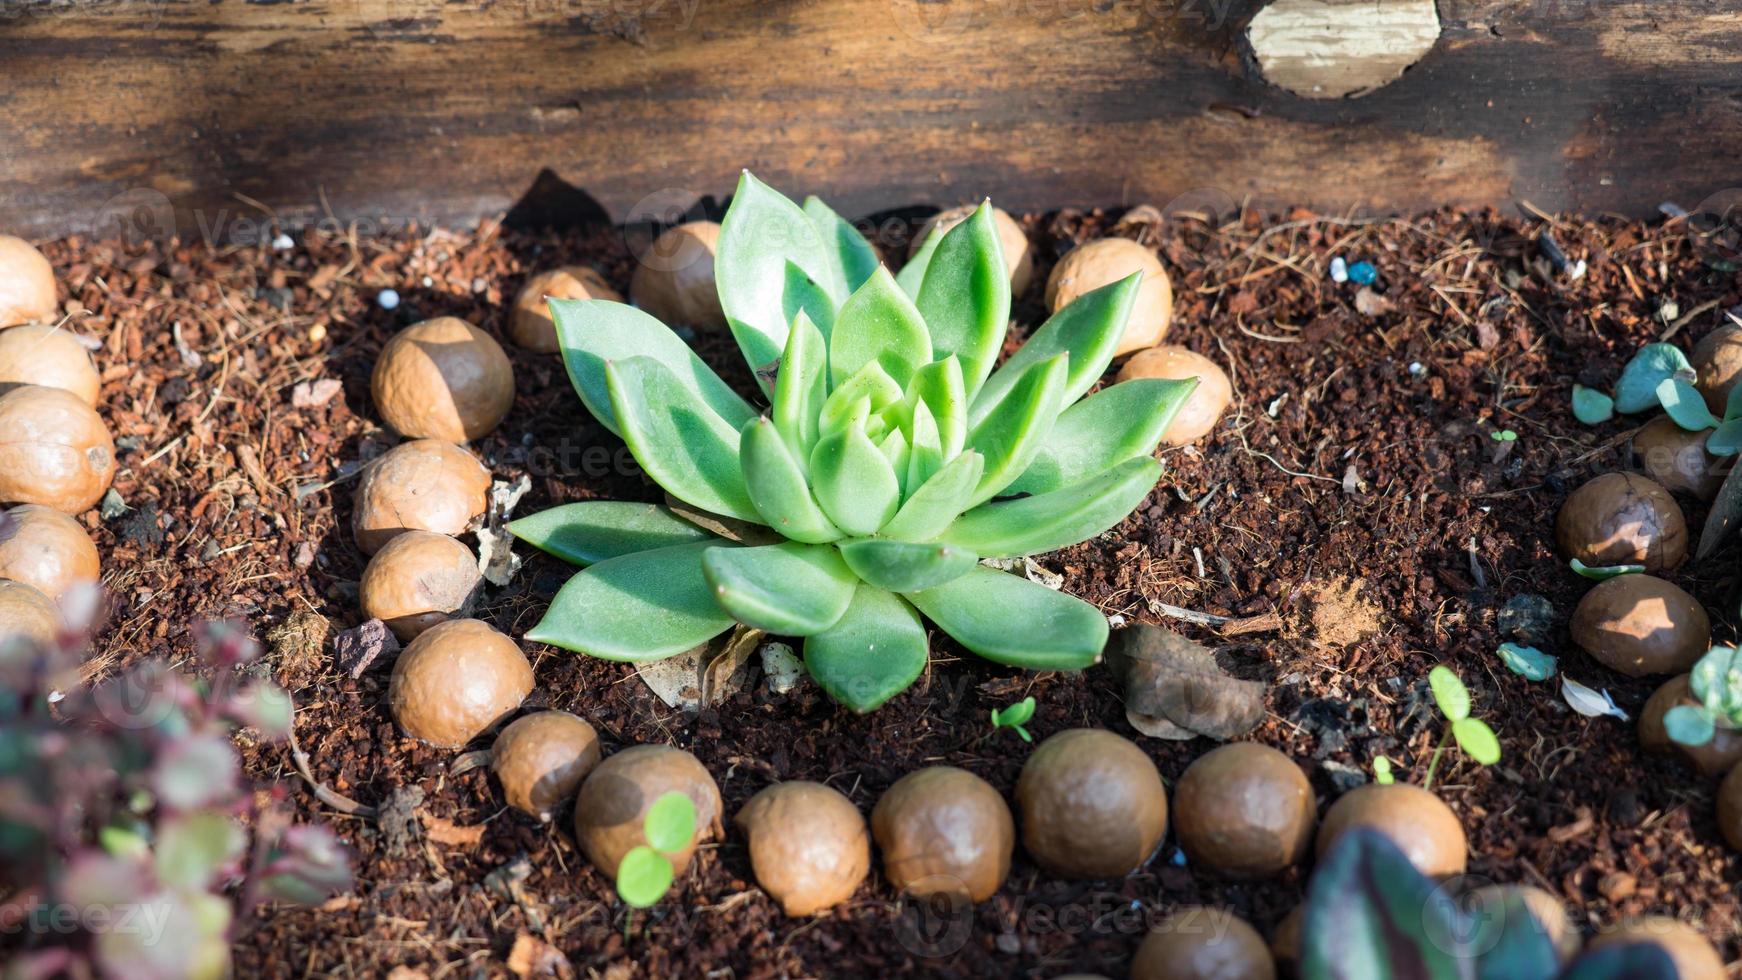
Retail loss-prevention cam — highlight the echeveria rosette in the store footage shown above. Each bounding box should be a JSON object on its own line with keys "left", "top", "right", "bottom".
{"left": 511, "top": 172, "right": 1196, "bottom": 712}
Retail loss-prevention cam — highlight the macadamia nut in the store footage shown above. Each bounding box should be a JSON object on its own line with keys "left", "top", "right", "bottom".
{"left": 0, "top": 504, "right": 99, "bottom": 601}
{"left": 736, "top": 781, "right": 870, "bottom": 916}
{"left": 1691, "top": 324, "right": 1742, "bottom": 416}
{"left": 388, "top": 618, "right": 533, "bottom": 747}
{"left": 630, "top": 222, "right": 727, "bottom": 331}
{"left": 511, "top": 266, "right": 622, "bottom": 353}
{"left": 871, "top": 766, "right": 1013, "bottom": 901}
{"left": 352, "top": 440, "right": 491, "bottom": 555}
{"left": 1316, "top": 783, "right": 1466, "bottom": 878}
{"left": 0, "top": 326, "right": 99, "bottom": 405}
{"left": 492, "top": 711, "right": 602, "bottom": 820}
{"left": 1173, "top": 742, "right": 1314, "bottom": 880}
{"left": 1016, "top": 729, "right": 1168, "bottom": 879}
{"left": 1554, "top": 472, "right": 1687, "bottom": 572}
{"left": 0, "top": 236, "right": 57, "bottom": 328}
{"left": 1131, "top": 908, "right": 1274, "bottom": 980}
{"left": 1632, "top": 416, "right": 1725, "bottom": 500}
{"left": 1047, "top": 239, "right": 1173, "bottom": 356}
{"left": 372, "top": 317, "right": 515, "bottom": 442}
{"left": 0, "top": 578, "right": 61, "bottom": 650}
{"left": 0, "top": 385, "right": 116, "bottom": 514}
{"left": 1569, "top": 574, "right": 1708, "bottom": 677}
{"left": 574, "top": 744, "right": 723, "bottom": 879}
{"left": 359, "top": 530, "right": 481, "bottom": 640}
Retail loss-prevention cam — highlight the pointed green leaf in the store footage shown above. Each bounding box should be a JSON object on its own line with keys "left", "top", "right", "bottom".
{"left": 1007, "top": 377, "right": 1194, "bottom": 495}
{"left": 943, "top": 456, "right": 1160, "bottom": 558}
{"left": 606, "top": 358, "right": 759, "bottom": 522}
{"left": 906, "top": 398, "right": 945, "bottom": 490}
{"left": 803, "top": 585, "right": 929, "bottom": 712}
{"left": 970, "top": 273, "right": 1139, "bottom": 426}
{"left": 553, "top": 299, "right": 755, "bottom": 436}
{"left": 772, "top": 311, "right": 828, "bottom": 462}
{"left": 896, "top": 224, "right": 944, "bottom": 299}
{"left": 882, "top": 451, "right": 985, "bottom": 542}
{"left": 1302, "top": 830, "right": 1467, "bottom": 980}
{"left": 643, "top": 792, "right": 698, "bottom": 854}
{"left": 717, "top": 172, "right": 840, "bottom": 376}
{"left": 804, "top": 195, "right": 880, "bottom": 298}
{"left": 830, "top": 266, "right": 932, "bottom": 388}
{"left": 700, "top": 542, "right": 857, "bottom": 635}
{"left": 616, "top": 846, "right": 675, "bottom": 908}
{"left": 1708, "top": 417, "right": 1742, "bottom": 456}
{"left": 1451, "top": 717, "right": 1501, "bottom": 765}
{"left": 739, "top": 417, "right": 842, "bottom": 543}
{"left": 1615, "top": 343, "right": 1694, "bottom": 414}
{"left": 907, "top": 355, "right": 967, "bottom": 458}
{"left": 1428, "top": 665, "right": 1471, "bottom": 722}
{"left": 837, "top": 538, "right": 978, "bottom": 593}
{"left": 527, "top": 541, "right": 735, "bottom": 661}
{"left": 878, "top": 426, "right": 911, "bottom": 495}
{"left": 820, "top": 361, "right": 904, "bottom": 435}
{"left": 906, "top": 566, "right": 1106, "bottom": 668}
{"left": 1658, "top": 376, "right": 1721, "bottom": 430}
{"left": 1571, "top": 384, "right": 1614, "bottom": 425}
{"left": 509, "top": 502, "right": 714, "bottom": 567}
{"left": 965, "top": 353, "right": 1068, "bottom": 506}
{"left": 809, "top": 421, "right": 901, "bottom": 536}
{"left": 915, "top": 203, "right": 1011, "bottom": 398}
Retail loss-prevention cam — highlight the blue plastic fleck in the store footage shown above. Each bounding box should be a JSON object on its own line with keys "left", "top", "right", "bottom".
{"left": 1348, "top": 261, "right": 1377, "bottom": 285}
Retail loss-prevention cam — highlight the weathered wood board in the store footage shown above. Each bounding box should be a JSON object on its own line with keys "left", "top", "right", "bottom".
{"left": 2, "top": 0, "right": 1741, "bottom": 240}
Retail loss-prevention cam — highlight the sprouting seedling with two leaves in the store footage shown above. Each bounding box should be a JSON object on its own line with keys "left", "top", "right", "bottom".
{"left": 990, "top": 696, "right": 1037, "bottom": 741}
{"left": 1374, "top": 666, "right": 1501, "bottom": 788}
{"left": 1574, "top": 342, "right": 1742, "bottom": 454}
{"left": 1662, "top": 645, "right": 1742, "bottom": 748}
{"left": 615, "top": 791, "right": 698, "bottom": 909}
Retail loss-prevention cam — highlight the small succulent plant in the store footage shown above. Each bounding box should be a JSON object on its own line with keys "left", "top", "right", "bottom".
{"left": 512, "top": 173, "right": 1195, "bottom": 711}
{"left": 1304, "top": 829, "right": 1674, "bottom": 980}
{"left": 1664, "top": 644, "right": 1742, "bottom": 747}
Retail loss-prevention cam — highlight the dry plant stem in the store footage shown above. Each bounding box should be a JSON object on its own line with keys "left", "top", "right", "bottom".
{"left": 288, "top": 729, "right": 376, "bottom": 818}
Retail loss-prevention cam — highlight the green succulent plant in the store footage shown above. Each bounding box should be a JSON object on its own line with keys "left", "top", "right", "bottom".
{"left": 510, "top": 172, "right": 1195, "bottom": 711}
{"left": 1664, "top": 644, "right": 1742, "bottom": 747}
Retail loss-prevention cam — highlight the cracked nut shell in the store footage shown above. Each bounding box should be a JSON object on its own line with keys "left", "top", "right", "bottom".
{"left": 1632, "top": 416, "right": 1725, "bottom": 500}
{"left": 574, "top": 744, "right": 722, "bottom": 879}
{"left": 1691, "top": 324, "right": 1742, "bottom": 416}
{"left": 372, "top": 317, "right": 515, "bottom": 442}
{"left": 1569, "top": 574, "right": 1708, "bottom": 677}
{"left": 1132, "top": 908, "right": 1274, "bottom": 980}
{"left": 1590, "top": 917, "right": 1723, "bottom": 980}
{"left": 0, "top": 579, "right": 60, "bottom": 649}
{"left": 630, "top": 221, "right": 727, "bottom": 331}
{"left": 1114, "top": 346, "right": 1232, "bottom": 446}
{"left": 736, "top": 781, "right": 871, "bottom": 916}
{"left": 1173, "top": 742, "right": 1314, "bottom": 880}
{"left": 0, "top": 325, "right": 99, "bottom": 405}
{"left": 872, "top": 766, "right": 1013, "bottom": 901}
{"left": 0, "top": 504, "right": 99, "bottom": 601}
{"left": 1554, "top": 472, "right": 1687, "bottom": 573}
{"left": 1046, "top": 238, "right": 1173, "bottom": 356}
{"left": 491, "top": 711, "right": 602, "bottom": 820}
{"left": 359, "top": 530, "right": 482, "bottom": 641}
{"left": 0, "top": 385, "right": 115, "bottom": 514}
{"left": 388, "top": 619, "right": 532, "bottom": 748}
{"left": 0, "top": 236, "right": 56, "bottom": 328}
{"left": 1638, "top": 674, "right": 1742, "bottom": 776}
{"left": 1316, "top": 783, "right": 1467, "bottom": 877}
{"left": 909, "top": 205, "right": 1033, "bottom": 296}
{"left": 352, "top": 440, "right": 491, "bottom": 555}
{"left": 1016, "top": 729, "right": 1168, "bottom": 879}
{"left": 510, "top": 266, "right": 622, "bottom": 352}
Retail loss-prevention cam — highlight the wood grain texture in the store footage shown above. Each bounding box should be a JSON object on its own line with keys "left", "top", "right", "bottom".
{"left": 2, "top": 0, "right": 1741, "bottom": 240}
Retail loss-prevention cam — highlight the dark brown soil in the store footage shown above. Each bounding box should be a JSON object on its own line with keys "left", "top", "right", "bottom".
{"left": 43, "top": 199, "right": 1742, "bottom": 978}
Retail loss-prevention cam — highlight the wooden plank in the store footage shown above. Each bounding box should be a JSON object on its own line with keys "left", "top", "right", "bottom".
{"left": 1, "top": 0, "right": 1741, "bottom": 241}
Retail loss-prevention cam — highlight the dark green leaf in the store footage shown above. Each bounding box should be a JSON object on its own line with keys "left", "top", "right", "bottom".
{"left": 700, "top": 542, "right": 858, "bottom": 636}
{"left": 944, "top": 457, "right": 1160, "bottom": 558}
{"left": 1471, "top": 891, "right": 1560, "bottom": 980}
{"left": 905, "top": 566, "right": 1107, "bottom": 669}
{"left": 803, "top": 585, "right": 929, "bottom": 712}
{"left": 1698, "top": 456, "right": 1742, "bottom": 560}
{"left": 1708, "top": 418, "right": 1742, "bottom": 456}
{"left": 606, "top": 358, "right": 758, "bottom": 522}
{"left": 1571, "top": 384, "right": 1614, "bottom": 425}
{"left": 1614, "top": 343, "right": 1693, "bottom": 414}
{"left": 510, "top": 502, "right": 714, "bottom": 567}
{"left": 526, "top": 542, "right": 736, "bottom": 661}
{"left": 915, "top": 203, "right": 1011, "bottom": 398}
{"left": 1007, "top": 378, "right": 1193, "bottom": 495}
{"left": 830, "top": 266, "right": 932, "bottom": 388}
{"left": 970, "top": 272, "right": 1139, "bottom": 426}
{"left": 837, "top": 538, "right": 978, "bottom": 593}
{"left": 1299, "top": 829, "right": 1466, "bottom": 980}
{"left": 553, "top": 299, "right": 755, "bottom": 436}
{"left": 716, "top": 172, "right": 839, "bottom": 375}
{"left": 964, "top": 353, "right": 1068, "bottom": 506}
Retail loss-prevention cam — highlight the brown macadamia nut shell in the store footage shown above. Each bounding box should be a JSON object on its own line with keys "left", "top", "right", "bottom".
{"left": 359, "top": 530, "right": 481, "bottom": 641}
{"left": 0, "top": 236, "right": 57, "bottom": 328}
{"left": 1131, "top": 909, "right": 1275, "bottom": 980}
{"left": 630, "top": 221, "right": 727, "bottom": 331}
{"left": 1569, "top": 574, "right": 1708, "bottom": 677}
{"left": 1316, "top": 783, "right": 1467, "bottom": 877}
{"left": 0, "top": 385, "right": 116, "bottom": 514}
{"left": 0, "top": 504, "right": 99, "bottom": 601}
{"left": 491, "top": 711, "right": 602, "bottom": 820}
{"left": 0, "top": 578, "right": 61, "bottom": 649}
{"left": 388, "top": 619, "right": 532, "bottom": 748}
{"left": 573, "top": 744, "right": 723, "bottom": 879}
{"left": 1173, "top": 742, "right": 1314, "bottom": 880}
{"left": 1554, "top": 472, "right": 1687, "bottom": 573}
{"left": 352, "top": 440, "right": 491, "bottom": 555}
{"left": 511, "top": 266, "right": 622, "bottom": 353}
{"left": 1632, "top": 416, "right": 1726, "bottom": 500}
{"left": 736, "top": 781, "right": 871, "bottom": 916}
{"left": 1638, "top": 674, "right": 1742, "bottom": 776}
{"left": 872, "top": 766, "right": 1013, "bottom": 901}
{"left": 1114, "top": 346, "right": 1233, "bottom": 445}
{"left": 1590, "top": 917, "right": 1724, "bottom": 980}
{"left": 1692, "top": 324, "right": 1742, "bottom": 416}
{"left": 1016, "top": 729, "right": 1168, "bottom": 879}
{"left": 372, "top": 317, "right": 515, "bottom": 442}
{"left": 1717, "top": 763, "right": 1742, "bottom": 853}
{"left": 1046, "top": 238, "right": 1173, "bottom": 356}
{"left": 0, "top": 326, "right": 99, "bottom": 406}
{"left": 1270, "top": 906, "right": 1303, "bottom": 969}
{"left": 909, "top": 205, "right": 1034, "bottom": 296}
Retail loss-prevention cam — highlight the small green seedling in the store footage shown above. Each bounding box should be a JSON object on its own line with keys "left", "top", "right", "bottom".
{"left": 1423, "top": 666, "right": 1501, "bottom": 789}
{"left": 1372, "top": 755, "right": 1395, "bottom": 785}
{"left": 1569, "top": 558, "right": 1643, "bottom": 581}
{"left": 1664, "top": 645, "right": 1742, "bottom": 747}
{"left": 990, "top": 696, "right": 1037, "bottom": 742}
{"left": 1489, "top": 429, "right": 1518, "bottom": 442}
{"left": 615, "top": 791, "right": 698, "bottom": 909}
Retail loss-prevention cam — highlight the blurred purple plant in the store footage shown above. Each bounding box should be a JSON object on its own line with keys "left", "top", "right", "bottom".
{"left": 0, "top": 608, "right": 352, "bottom": 980}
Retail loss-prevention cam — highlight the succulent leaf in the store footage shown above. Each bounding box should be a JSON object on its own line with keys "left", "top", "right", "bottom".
{"left": 906, "top": 398, "right": 946, "bottom": 489}
{"left": 905, "top": 566, "right": 1107, "bottom": 669}
{"left": 908, "top": 355, "right": 968, "bottom": 458}
{"left": 837, "top": 538, "right": 978, "bottom": 593}
{"left": 1300, "top": 829, "right": 1465, "bottom": 980}
{"left": 821, "top": 361, "right": 905, "bottom": 434}
{"left": 809, "top": 421, "right": 902, "bottom": 535}
{"left": 803, "top": 195, "right": 880, "bottom": 298}
{"left": 830, "top": 265, "right": 933, "bottom": 388}
{"left": 772, "top": 311, "right": 829, "bottom": 462}
{"left": 915, "top": 203, "right": 1011, "bottom": 398}
{"left": 606, "top": 358, "right": 760, "bottom": 522}
{"left": 881, "top": 450, "right": 985, "bottom": 542}
{"left": 969, "top": 272, "right": 1138, "bottom": 426}
{"left": 944, "top": 456, "right": 1161, "bottom": 558}
{"left": 803, "top": 585, "right": 929, "bottom": 712}
{"left": 552, "top": 298, "right": 755, "bottom": 436}
{"left": 739, "top": 418, "right": 843, "bottom": 543}
{"left": 716, "top": 171, "right": 841, "bottom": 375}
{"left": 896, "top": 224, "right": 945, "bottom": 299}
{"left": 700, "top": 542, "right": 857, "bottom": 635}
{"left": 526, "top": 541, "right": 737, "bottom": 661}
{"left": 508, "top": 501, "right": 715, "bottom": 567}
{"left": 1008, "top": 377, "right": 1195, "bottom": 495}
{"left": 963, "top": 352, "right": 1069, "bottom": 506}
